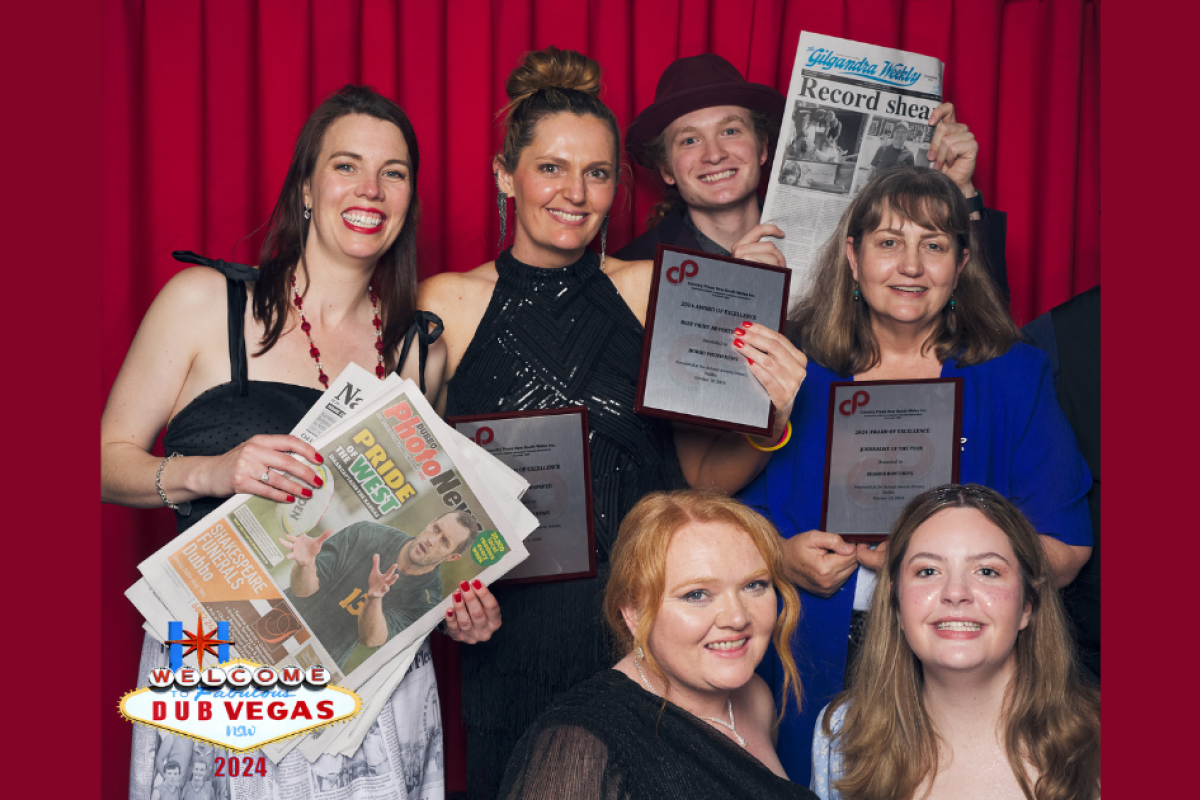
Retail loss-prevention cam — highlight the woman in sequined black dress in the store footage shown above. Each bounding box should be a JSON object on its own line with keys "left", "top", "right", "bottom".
{"left": 419, "top": 47, "right": 810, "bottom": 798}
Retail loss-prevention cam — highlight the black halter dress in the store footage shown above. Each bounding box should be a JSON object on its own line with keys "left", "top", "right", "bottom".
{"left": 445, "top": 248, "right": 686, "bottom": 798}
{"left": 162, "top": 251, "right": 442, "bottom": 531}
{"left": 131, "top": 252, "right": 445, "bottom": 800}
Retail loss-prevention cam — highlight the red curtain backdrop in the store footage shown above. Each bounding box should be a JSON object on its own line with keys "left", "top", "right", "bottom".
{"left": 101, "top": 1, "right": 1099, "bottom": 796}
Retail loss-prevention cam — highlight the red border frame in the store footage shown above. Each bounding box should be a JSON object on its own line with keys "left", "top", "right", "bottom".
{"left": 635, "top": 243, "right": 792, "bottom": 437}
{"left": 447, "top": 406, "right": 596, "bottom": 584}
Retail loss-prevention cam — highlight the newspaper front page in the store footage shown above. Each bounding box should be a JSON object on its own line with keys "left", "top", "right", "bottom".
{"left": 138, "top": 378, "right": 530, "bottom": 691}
{"left": 127, "top": 366, "right": 538, "bottom": 800}
{"left": 763, "top": 32, "right": 944, "bottom": 302}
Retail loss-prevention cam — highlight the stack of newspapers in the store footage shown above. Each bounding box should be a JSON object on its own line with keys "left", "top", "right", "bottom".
{"left": 126, "top": 363, "right": 539, "bottom": 765}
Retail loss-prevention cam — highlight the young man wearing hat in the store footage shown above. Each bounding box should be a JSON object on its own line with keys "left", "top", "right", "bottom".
{"left": 614, "top": 54, "right": 1009, "bottom": 303}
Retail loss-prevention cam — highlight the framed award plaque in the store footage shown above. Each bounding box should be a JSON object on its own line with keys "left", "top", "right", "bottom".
{"left": 635, "top": 244, "right": 790, "bottom": 437}
{"left": 448, "top": 407, "right": 595, "bottom": 583}
{"left": 821, "top": 378, "right": 963, "bottom": 543}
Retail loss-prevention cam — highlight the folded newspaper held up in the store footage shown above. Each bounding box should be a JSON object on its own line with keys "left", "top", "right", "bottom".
{"left": 763, "top": 32, "right": 945, "bottom": 302}
{"left": 126, "top": 364, "right": 540, "bottom": 775}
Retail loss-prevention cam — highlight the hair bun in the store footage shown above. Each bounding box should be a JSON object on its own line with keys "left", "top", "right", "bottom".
{"left": 506, "top": 46, "right": 601, "bottom": 104}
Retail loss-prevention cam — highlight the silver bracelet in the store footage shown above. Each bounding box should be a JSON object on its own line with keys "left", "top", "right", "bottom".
{"left": 155, "top": 453, "right": 192, "bottom": 516}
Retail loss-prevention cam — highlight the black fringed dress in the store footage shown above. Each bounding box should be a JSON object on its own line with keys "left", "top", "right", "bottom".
{"left": 445, "top": 248, "right": 686, "bottom": 798}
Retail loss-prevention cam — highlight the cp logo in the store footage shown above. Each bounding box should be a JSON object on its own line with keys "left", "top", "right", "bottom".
{"left": 472, "top": 427, "right": 494, "bottom": 446}
{"left": 666, "top": 260, "right": 698, "bottom": 284}
{"left": 838, "top": 390, "right": 870, "bottom": 416}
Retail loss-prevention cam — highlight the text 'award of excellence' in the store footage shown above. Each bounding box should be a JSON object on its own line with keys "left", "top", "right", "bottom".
{"left": 635, "top": 245, "right": 791, "bottom": 437}
{"left": 822, "top": 379, "right": 963, "bottom": 543}
{"left": 449, "top": 407, "right": 596, "bottom": 584}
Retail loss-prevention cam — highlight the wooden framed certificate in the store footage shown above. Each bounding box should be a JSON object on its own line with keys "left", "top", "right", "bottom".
{"left": 448, "top": 407, "right": 596, "bottom": 584}
{"left": 635, "top": 244, "right": 791, "bottom": 437}
{"left": 821, "top": 379, "right": 963, "bottom": 543}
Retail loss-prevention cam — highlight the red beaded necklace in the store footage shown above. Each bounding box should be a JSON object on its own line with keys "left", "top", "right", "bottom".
{"left": 291, "top": 276, "right": 386, "bottom": 387}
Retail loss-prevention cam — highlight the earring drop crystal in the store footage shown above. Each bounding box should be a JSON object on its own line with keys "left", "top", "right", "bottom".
{"left": 495, "top": 172, "right": 508, "bottom": 252}
{"left": 599, "top": 213, "right": 609, "bottom": 272}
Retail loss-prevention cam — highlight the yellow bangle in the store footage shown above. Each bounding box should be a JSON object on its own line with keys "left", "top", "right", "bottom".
{"left": 744, "top": 421, "right": 792, "bottom": 452}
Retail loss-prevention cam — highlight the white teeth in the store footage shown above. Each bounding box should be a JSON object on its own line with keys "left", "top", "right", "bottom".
{"left": 700, "top": 169, "right": 736, "bottom": 183}
{"left": 894, "top": 287, "right": 925, "bottom": 293}
{"left": 548, "top": 210, "right": 585, "bottom": 222}
{"left": 705, "top": 638, "right": 747, "bottom": 651}
{"left": 342, "top": 211, "right": 383, "bottom": 227}
{"left": 936, "top": 621, "right": 981, "bottom": 631}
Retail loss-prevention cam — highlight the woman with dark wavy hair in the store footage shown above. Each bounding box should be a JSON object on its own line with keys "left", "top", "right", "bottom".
{"left": 102, "top": 85, "right": 495, "bottom": 798}
{"left": 812, "top": 484, "right": 1100, "bottom": 800}
{"left": 736, "top": 165, "right": 1093, "bottom": 784}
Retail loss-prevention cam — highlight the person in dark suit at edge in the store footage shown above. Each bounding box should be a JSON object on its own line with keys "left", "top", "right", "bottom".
{"left": 1023, "top": 284, "right": 1101, "bottom": 683}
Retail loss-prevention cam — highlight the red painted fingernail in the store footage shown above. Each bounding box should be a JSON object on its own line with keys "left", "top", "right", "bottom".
{"left": 733, "top": 339, "right": 744, "bottom": 349}
{"left": 301, "top": 488, "right": 313, "bottom": 498}
{"left": 460, "top": 580, "right": 471, "bottom": 592}
{"left": 472, "top": 579, "right": 482, "bottom": 590}
{"left": 447, "top": 608, "right": 454, "bottom": 617}
{"left": 747, "top": 358, "right": 755, "bottom": 365}
{"left": 453, "top": 591, "right": 462, "bottom": 603}
{"left": 314, "top": 453, "right": 324, "bottom": 464}
{"left": 314, "top": 476, "right": 324, "bottom": 487}
{"left": 733, "top": 329, "right": 745, "bottom": 336}
{"left": 286, "top": 495, "right": 295, "bottom": 503}
{"left": 742, "top": 321, "right": 753, "bottom": 328}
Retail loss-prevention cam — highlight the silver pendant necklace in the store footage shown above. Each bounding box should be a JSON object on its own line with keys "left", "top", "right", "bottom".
{"left": 632, "top": 648, "right": 746, "bottom": 748}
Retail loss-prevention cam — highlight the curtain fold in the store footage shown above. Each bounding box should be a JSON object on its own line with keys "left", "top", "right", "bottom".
{"left": 101, "top": 2, "right": 1099, "bottom": 795}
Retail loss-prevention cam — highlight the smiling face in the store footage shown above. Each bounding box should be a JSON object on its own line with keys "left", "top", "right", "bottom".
{"left": 498, "top": 112, "right": 617, "bottom": 268}
{"left": 897, "top": 507, "right": 1032, "bottom": 679}
{"left": 405, "top": 513, "right": 471, "bottom": 569}
{"left": 302, "top": 113, "right": 413, "bottom": 266}
{"left": 847, "top": 209, "right": 967, "bottom": 337}
{"left": 890, "top": 125, "right": 911, "bottom": 148}
{"left": 661, "top": 105, "right": 767, "bottom": 214}
{"left": 631, "top": 520, "right": 777, "bottom": 704}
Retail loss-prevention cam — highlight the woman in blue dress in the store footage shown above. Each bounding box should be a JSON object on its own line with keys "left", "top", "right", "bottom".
{"left": 737, "top": 165, "right": 1093, "bottom": 784}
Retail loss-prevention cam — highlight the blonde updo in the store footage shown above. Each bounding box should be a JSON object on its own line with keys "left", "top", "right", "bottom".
{"left": 496, "top": 46, "right": 620, "bottom": 172}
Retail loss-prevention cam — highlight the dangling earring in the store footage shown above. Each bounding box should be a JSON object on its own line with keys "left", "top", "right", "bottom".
{"left": 635, "top": 645, "right": 645, "bottom": 660}
{"left": 853, "top": 282, "right": 860, "bottom": 302}
{"left": 495, "top": 172, "right": 508, "bottom": 252}
{"left": 599, "top": 213, "right": 609, "bottom": 272}
{"left": 948, "top": 293, "right": 956, "bottom": 311}
{"left": 303, "top": 205, "right": 311, "bottom": 221}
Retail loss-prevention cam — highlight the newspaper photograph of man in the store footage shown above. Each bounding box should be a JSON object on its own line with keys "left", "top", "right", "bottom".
{"left": 280, "top": 511, "right": 483, "bottom": 670}
{"left": 867, "top": 119, "right": 920, "bottom": 176}
{"left": 780, "top": 100, "right": 866, "bottom": 194}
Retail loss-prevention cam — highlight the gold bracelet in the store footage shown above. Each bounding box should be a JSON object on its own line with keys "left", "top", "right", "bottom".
{"left": 744, "top": 421, "right": 792, "bottom": 452}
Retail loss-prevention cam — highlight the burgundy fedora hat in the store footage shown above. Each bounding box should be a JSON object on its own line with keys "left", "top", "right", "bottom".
{"left": 626, "top": 53, "right": 785, "bottom": 169}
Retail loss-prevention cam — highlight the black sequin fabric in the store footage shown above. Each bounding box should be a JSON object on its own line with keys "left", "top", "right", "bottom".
{"left": 445, "top": 248, "right": 685, "bottom": 799}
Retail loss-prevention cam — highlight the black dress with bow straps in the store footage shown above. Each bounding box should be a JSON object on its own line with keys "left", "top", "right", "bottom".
{"left": 128, "top": 251, "right": 446, "bottom": 800}
{"left": 162, "top": 250, "right": 442, "bottom": 532}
